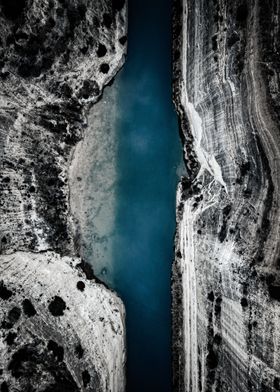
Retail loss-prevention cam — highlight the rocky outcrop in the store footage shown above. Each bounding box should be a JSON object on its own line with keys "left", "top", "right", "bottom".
{"left": 0, "top": 0, "right": 127, "bottom": 253}
{"left": 173, "top": 0, "right": 280, "bottom": 391}
{"left": 0, "top": 252, "right": 125, "bottom": 391}
{"left": 0, "top": 0, "right": 127, "bottom": 390}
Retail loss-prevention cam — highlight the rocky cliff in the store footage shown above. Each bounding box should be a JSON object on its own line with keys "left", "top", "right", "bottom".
{"left": 0, "top": 0, "right": 127, "bottom": 390}
{"left": 173, "top": 0, "right": 280, "bottom": 391}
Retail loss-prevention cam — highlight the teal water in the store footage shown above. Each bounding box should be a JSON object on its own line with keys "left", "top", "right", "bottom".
{"left": 111, "top": 0, "right": 182, "bottom": 391}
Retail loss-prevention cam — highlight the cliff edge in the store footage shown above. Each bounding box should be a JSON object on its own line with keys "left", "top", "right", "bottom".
{"left": 173, "top": 1, "right": 280, "bottom": 391}
{"left": 0, "top": 0, "right": 127, "bottom": 390}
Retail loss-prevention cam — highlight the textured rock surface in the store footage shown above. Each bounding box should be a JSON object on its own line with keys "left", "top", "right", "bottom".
{"left": 172, "top": 0, "right": 280, "bottom": 391}
{"left": 0, "top": 252, "right": 125, "bottom": 391}
{"left": 0, "top": 0, "right": 127, "bottom": 253}
{"left": 0, "top": 0, "right": 127, "bottom": 390}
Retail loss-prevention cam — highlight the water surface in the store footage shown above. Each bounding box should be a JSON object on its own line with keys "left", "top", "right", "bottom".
{"left": 70, "top": 0, "right": 182, "bottom": 389}
{"left": 111, "top": 0, "right": 182, "bottom": 390}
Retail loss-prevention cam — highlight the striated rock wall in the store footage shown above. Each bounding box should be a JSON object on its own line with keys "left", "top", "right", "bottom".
{"left": 0, "top": 0, "right": 127, "bottom": 390}
{"left": 173, "top": 0, "right": 280, "bottom": 391}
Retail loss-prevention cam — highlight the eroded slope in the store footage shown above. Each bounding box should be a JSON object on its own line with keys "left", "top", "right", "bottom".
{"left": 173, "top": 1, "right": 280, "bottom": 391}
{"left": 0, "top": 0, "right": 127, "bottom": 390}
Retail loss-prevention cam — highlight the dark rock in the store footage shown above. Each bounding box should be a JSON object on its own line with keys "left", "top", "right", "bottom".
{"left": 8, "top": 307, "right": 21, "bottom": 325}
{"left": 8, "top": 343, "right": 79, "bottom": 391}
{"left": 112, "top": 0, "right": 125, "bottom": 12}
{"left": 103, "top": 13, "right": 113, "bottom": 29}
{"left": 78, "top": 80, "right": 100, "bottom": 99}
{"left": 119, "top": 36, "right": 127, "bottom": 45}
{"left": 100, "top": 63, "right": 110, "bottom": 74}
{"left": 241, "top": 297, "right": 248, "bottom": 308}
{"left": 0, "top": 0, "right": 26, "bottom": 20}
{"left": 236, "top": 4, "right": 248, "bottom": 25}
{"left": 0, "top": 282, "right": 13, "bottom": 300}
{"left": 268, "top": 285, "right": 280, "bottom": 301}
{"left": 82, "top": 369, "right": 91, "bottom": 387}
{"left": 5, "top": 332, "right": 17, "bottom": 346}
{"left": 22, "top": 299, "right": 37, "bottom": 317}
{"left": 77, "top": 281, "right": 85, "bottom": 291}
{"left": 206, "top": 348, "right": 218, "bottom": 370}
{"left": 48, "top": 296, "right": 66, "bottom": 317}
{"left": 97, "top": 44, "right": 107, "bottom": 57}
{"left": 0, "top": 382, "right": 8, "bottom": 392}
{"left": 48, "top": 340, "right": 64, "bottom": 362}
{"left": 77, "top": 260, "right": 95, "bottom": 280}
{"left": 75, "top": 344, "right": 84, "bottom": 359}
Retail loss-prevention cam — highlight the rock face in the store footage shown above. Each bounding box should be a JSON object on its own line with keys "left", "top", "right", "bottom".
{"left": 0, "top": 0, "right": 127, "bottom": 390}
{"left": 172, "top": 0, "right": 280, "bottom": 391}
{"left": 0, "top": 252, "right": 125, "bottom": 391}
{"left": 0, "top": 0, "right": 127, "bottom": 253}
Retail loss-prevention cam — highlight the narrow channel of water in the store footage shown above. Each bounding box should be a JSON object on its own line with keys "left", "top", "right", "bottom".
{"left": 74, "top": 0, "right": 182, "bottom": 389}
{"left": 111, "top": 1, "right": 182, "bottom": 391}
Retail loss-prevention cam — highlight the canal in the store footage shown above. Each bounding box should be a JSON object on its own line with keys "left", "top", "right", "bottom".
{"left": 111, "top": 0, "right": 181, "bottom": 390}
{"left": 77, "top": 0, "right": 182, "bottom": 390}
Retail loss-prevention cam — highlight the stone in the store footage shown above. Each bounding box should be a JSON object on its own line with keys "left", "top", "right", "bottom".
{"left": 0, "top": 252, "right": 126, "bottom": 391}
{"left": 0, "top": 0, "right": 127, "bottom": 390}
{"left": 173, "top": 0, "right": 280, "bottom": 391}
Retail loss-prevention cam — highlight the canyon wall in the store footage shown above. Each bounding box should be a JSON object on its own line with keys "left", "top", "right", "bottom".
{"left": 173, "top": 0, "right": 280, "bottom": 391}
{"left": 0, "top": 0, "right": 127, "bottom": 390}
